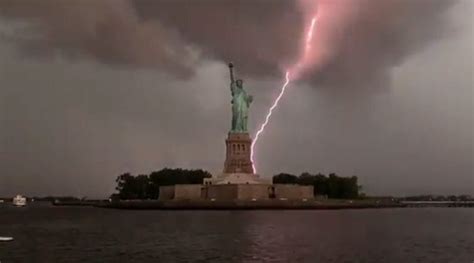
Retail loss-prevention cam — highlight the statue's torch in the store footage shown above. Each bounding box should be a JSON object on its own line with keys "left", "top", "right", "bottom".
{"left": 228, "top": 62, "right": 235, "bottom": 83}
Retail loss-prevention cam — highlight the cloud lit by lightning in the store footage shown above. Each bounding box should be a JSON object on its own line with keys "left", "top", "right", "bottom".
{"left": 251, "top": 15, "right": 318, "bottom": 173}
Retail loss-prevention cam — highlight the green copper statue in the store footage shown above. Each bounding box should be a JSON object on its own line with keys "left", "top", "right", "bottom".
{"left": 228, "top": 62, "right": 253, "bottom": 133}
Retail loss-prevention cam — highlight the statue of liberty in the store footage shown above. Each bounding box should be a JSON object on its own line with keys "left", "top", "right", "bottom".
{"left": 228, "top": 63, "right": 253, "bottom": 133}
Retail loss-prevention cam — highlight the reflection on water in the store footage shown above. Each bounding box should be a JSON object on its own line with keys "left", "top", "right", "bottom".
{"left": 0, "top": 203, "right": 473, "bottom": 262}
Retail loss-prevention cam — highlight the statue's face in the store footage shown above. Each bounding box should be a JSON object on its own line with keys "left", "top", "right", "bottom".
{"left": 236, "top": 80, "right": 243, "bottom": 88}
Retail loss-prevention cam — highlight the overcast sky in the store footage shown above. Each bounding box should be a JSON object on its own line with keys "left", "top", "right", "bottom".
{"left": 0, "top": 0, "right": 472, "bottom": 198}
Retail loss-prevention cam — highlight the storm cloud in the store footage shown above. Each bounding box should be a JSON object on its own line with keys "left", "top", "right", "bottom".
{"left": 0, "top": 0, "right": 198, "bottom": 77}
{"left": 302, "top": 0, "right": 460, "bottom": 90}
{"left": 0, "top": 0, "right": 460, "bottom": 87}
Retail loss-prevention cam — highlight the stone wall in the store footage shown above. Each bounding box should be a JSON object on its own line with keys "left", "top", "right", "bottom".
{"left": 159, "top": 186, "right": 175, "bottom": 201}
{"left": 273, "top": 184, "right": 314, "bottom": 200}
{"left": 207, "top": 184, "right": 239, "bottom": 200}
{"left": 237, "top": 184, "right": 271, "bottom": 200}
{"left": 159, "top": 184, "right": 314, "bottom": 201}
{"left": 174, "top": 185, "right": 203, "bottom": 200}
{"left": 205, "top": 173, "right": 272, "bottom": 185}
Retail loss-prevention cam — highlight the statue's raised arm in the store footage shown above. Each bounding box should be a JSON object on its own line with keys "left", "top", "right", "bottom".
{"left": 228, "top": 62, "right": 236, "bottom": 83}
{"left": 229, "top": 62, "right": 237, "bottom": 96}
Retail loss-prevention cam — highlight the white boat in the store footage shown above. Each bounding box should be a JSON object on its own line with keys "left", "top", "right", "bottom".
{"left": 0, "top": 237, "right": 13, "bottom": 242}
{"left": 12, "top": 195, "right": 27, "bottom": 207}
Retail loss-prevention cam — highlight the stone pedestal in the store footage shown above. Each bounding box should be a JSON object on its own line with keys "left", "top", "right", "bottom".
{"left": 204, "top": 132, "right": 271, "bottom": 186}
{"left": 223, "top": 132, "right": 253, "bottom": 174}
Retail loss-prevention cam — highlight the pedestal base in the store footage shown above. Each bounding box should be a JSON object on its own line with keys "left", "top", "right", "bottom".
{"left": 204, "top": 173, "right": 272, "bottom": 185}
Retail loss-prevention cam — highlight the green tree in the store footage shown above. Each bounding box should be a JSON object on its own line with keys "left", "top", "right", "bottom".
{"left": 273, "top": 173, "right": 298, "bottom": 184}
{"left": 327, "top": 173, "right": 341, "bottom": 198}
{"left": 115, "top": 173, "right": 140, "bottom": 200}
{"left": 297, "top": 172, "right": 315, "bottom": 185}
{"left": 135, "top": 174, "right": 151, "bottom": 199}
{"left": 313, "top": 173, "right": 328, "bottom": 196}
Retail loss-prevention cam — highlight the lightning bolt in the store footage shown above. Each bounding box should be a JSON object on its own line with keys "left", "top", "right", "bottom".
{"left": 251, "top": 15, "right": 318, "bottom": 173}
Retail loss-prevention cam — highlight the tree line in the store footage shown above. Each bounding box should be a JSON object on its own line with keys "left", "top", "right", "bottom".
{"left": 112, "top": 168, "right": 361, "bottom": 200}
{"left": 273, "top": 172, "right": 361, "bottom": 199}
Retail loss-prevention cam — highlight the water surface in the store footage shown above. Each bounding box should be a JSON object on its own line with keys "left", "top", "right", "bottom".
{"left": 1, "top": 203, "right": 473, "bottom": 262}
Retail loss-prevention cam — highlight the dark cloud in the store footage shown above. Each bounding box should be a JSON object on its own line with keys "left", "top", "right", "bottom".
{"left": 131, "top": 0, "right": 303, "bottom": 78}
{"left": 0, "top": 0, "right": 197, "bottom": 77}
{"left": 0, "top": 0, "right": 459, "bottom": 88}
{"left": 0, "top": 0, "right": 303, "bottom": 79}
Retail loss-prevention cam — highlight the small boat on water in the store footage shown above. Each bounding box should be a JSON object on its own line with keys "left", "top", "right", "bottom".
{"left": 12, "top": 195, "right": 27, "bottom": 207}
{"left": 0, "top": 237, "right": 13, "bottom": 242}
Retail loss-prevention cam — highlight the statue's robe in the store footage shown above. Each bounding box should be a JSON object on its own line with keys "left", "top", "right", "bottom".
{"left": 231, "top": 82, "right": 251, "bottom": 132}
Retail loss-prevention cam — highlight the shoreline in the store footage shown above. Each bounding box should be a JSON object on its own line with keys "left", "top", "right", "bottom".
{"left": 93, "top": 200, "right": 407, "bottom": 210}
{"left": 15, "top": 200, "right": 474, "bottom": 210}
